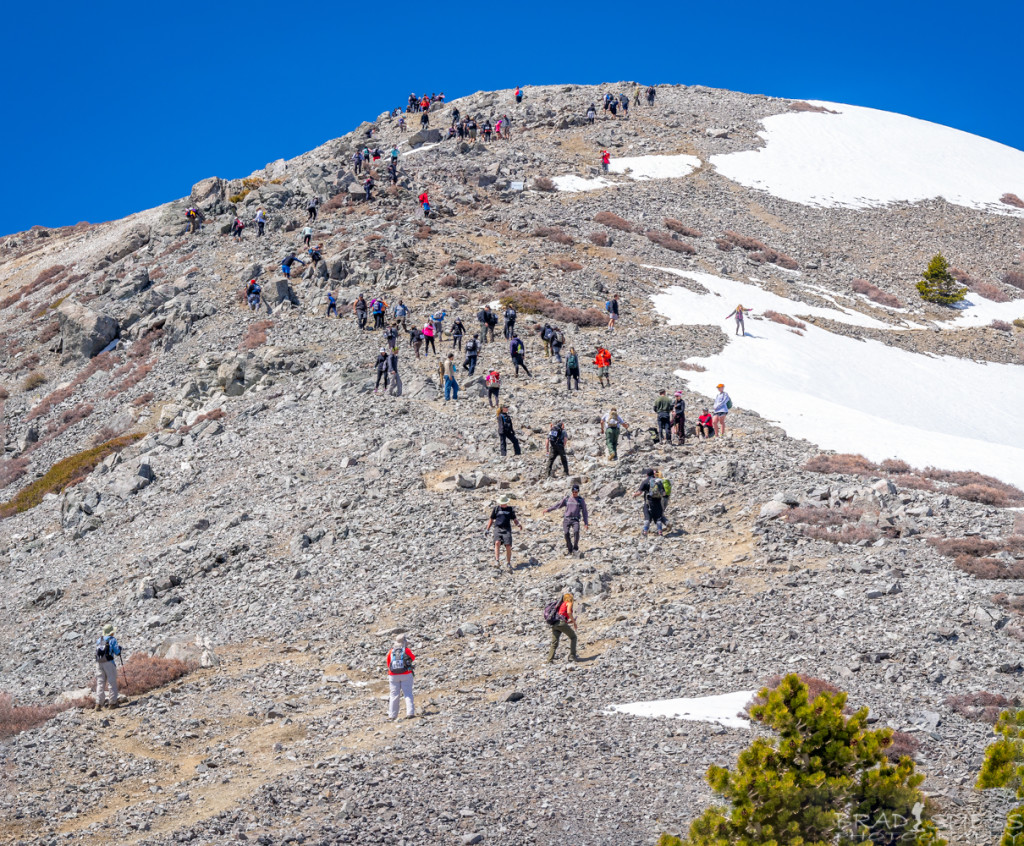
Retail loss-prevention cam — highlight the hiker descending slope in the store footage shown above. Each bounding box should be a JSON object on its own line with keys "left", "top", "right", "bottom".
{"left": 601, "top": 407, "right": 628, "bottom": 460}
{"left": 594, "top": 346, "right": 612, "bottom": 387}
{"left": 634, "top": 468, "right": 667, "bottom": 536}
{"left": 485, "top": 368, "right": 501, "bottom": 407}
{"left": 725, "top": 304, "right": 752, "bottom": 336}
{"left": 496, "top": 405, "right": 521, "bottom": 457}
{"left": 503, "top": 304, "right": 517, "bottom": 340}
{"left": 386, "top": 634, "right": 415, "bottom": 721}
{"left": 281, "top": 252, "right": 306, "bottom": 279}
{"left": 546, "top": 421, "right": 570, "bottom": 478}
{"left": 543, "top": 593, "right": 578, "bottom": 663}
{"left": 486, "top": 495, "right": 522, "bottom": 571}
{"left": 463, "top": 333, "right": 480, "bottom": 376}
{"left": 545, "top": 484, "right": 589, "bottom": 555}
{"left": 94, "top": 623, "right": 123, "bottom": 710}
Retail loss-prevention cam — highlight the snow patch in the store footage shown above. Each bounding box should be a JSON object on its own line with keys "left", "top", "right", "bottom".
{"left": 651, "top": 268, "right": 1024, "bottom": 490}
{"left": 551, "top": 174, "right": 613, "bottom": 192}
{"left": 609, "top": 153, "right": 701, "bottom": 181}
{"left": 608, "top": 691, "right": 754, "bottom": 729}
{"left": 711, "top": 102, "right": 1024, "bottom": 214}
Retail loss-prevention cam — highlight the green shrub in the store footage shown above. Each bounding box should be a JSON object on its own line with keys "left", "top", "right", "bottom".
{"left": 918, "top": 253, "right": 966, "bottom": 305}
{"left": 659, "top": 674, "right": 945, "bottom": 845}
{"left": 977, "top": 708, "right": 1024, "bottom": 845}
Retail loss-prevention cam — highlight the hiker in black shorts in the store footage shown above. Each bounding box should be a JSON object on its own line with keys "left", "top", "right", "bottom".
{"left": 485, "top": 495, "right": 522, "bottom": 570}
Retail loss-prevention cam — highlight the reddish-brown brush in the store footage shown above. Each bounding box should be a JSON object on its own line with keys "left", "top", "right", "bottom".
{"left": 499, "top": 291, "right": 605, "bottom": 327}
{"left": 552, "top": 259, "right": 583, "bottom": 272}
{"left": 241, "top": 320, "right": 274, "bottom": 350}
{"left": 803, "top": 453, "right": 879, "bottom": 475}
{"left": 851, "top": 278, "right": 904, "bottom": 308}
{"left": 454, "top": 261, "right": 505, "bottom": 282}
{"left": 0, "top": 693, "right": 78, "bottom": 740}
{"left": 593, "top": 211, "right": 633, "bottom": 232}
{"left": 587, "top": 232, "right": 609, "bottom": 247}
{"left": 1001, "top": 193, "right": 1024, "bottom": 208}
{"left": 664, "top": 218, "right": 702, "bottom": 238}
{"left": 946, "top": 691, "right": 1020, "bottom": 724}
{"left": 532, "top": 226, "right": 575, "bottom": 245}
{"left": 115, "top": 654, "right": 193, "bottom": 695}
{"left": 764, "top": 310, "right": 806, "bottom": 330}
{"left": 646, "top": 230, "right": 696, "bottom": 254}
{"left": 1003, "top": 271, "right": 1024, "bottom": 291}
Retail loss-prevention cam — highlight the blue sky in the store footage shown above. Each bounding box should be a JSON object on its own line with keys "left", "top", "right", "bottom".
{"left": 2, "top": 0, "right": 1021, "bottom": 237}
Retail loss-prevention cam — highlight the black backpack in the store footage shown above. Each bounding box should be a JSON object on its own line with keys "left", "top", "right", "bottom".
{"left": 95, "top": 637, "right": 113, "bottom": 662}
{"left": 548, "top": 426, "right": 565, "bottom": 447}
{"left": 499, "top": 412, "right": 512, "bottom": 433}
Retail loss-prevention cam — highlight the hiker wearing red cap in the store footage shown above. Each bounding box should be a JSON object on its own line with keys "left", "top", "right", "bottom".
{"left": 712, "top": 384, "right": 732, "bottom": 437}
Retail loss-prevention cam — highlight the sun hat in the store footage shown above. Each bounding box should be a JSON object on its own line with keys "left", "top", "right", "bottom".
{"left": 393, "top": 634, "right": 407, "bottom": 647}
{"left": 102, "top": 623, "right": 115, "bottom": 636}
{"left": 498, "top": 495, "right": 511, "bottom": 505}
{"left": 716, "top": 383, "right": 725, "bottom": 389}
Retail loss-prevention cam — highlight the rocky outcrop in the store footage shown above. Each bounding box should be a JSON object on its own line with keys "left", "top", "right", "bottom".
{"left": 57, "top": 300, "right": 119, "bottom": 362}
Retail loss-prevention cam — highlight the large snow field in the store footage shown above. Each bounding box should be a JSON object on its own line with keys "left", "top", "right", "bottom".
{"left": 651, "top": 268, "right": 1024, "bottom": 490}
{"left": 608, "top": 691, "right": 755, "bottom": 729}
{"left": 711, "top": 102, "right": 1024, "bottom": 213}
{"left": 553, "top": 153, "right": 700, "bottom": 192}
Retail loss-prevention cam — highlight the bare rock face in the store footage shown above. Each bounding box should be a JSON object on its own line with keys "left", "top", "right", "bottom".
{"left": 94, "top": 222, "right": 150, "bottom": 269}
{"left": 190, "top": 176, "right": 225, "bottom": 209}
{"left": 57, "top": 300, "right": 119, "bottom": 362}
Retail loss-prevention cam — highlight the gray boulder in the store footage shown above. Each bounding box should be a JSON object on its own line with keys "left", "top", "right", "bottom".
{"left": 58, "top": 301, "right": 119, "bottom": 362}
{"left": 407, "top": 129, "right": 441, "bottom": 147}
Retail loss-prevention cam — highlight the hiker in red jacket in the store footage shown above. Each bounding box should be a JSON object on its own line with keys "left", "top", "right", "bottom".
{"left": 601, "top": 150, "right": 610, "bottom": 172}
{"left": 418, "top": 191, "right": 430, "bottom": 218}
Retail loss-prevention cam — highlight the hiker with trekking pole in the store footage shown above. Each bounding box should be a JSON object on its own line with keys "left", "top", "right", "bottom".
{"left": 94, "top": 623, "right": 124, "bottom": 709}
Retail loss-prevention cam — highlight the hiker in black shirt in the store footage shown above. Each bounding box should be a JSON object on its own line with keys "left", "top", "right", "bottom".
{"left": 485, "top": 496, "right": 522, "bottom": 570}
{"left": 546, "top": 422, "right": 570, "bottom": 478}
{"left": 496, "top": 405, "right": 521, "bottom": 457}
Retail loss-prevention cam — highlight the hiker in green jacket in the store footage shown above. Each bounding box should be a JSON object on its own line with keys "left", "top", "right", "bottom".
{"left": 654, "top": 389, "right": 674, "bottom": 444}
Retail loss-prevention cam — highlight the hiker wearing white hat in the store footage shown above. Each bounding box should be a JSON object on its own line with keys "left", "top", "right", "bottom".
{"left": 485, "top": 495, "right": 522, "bottom": 570}
{"left": 94, "top": 623, "right": 122, "bottom": 710}
{"left": 386, "top": 634, "right": 416, "bottom": 721}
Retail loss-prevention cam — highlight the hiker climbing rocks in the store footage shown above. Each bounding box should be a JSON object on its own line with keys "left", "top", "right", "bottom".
{"left": 354, "top": 294, "right": 368, "bottom": 330}
{"left": 594, "top": 346, "right": 612, "bottom": 387}
{"left": 418, "top": 190, "right": 431, "bottom": 218}
{"left": 672, "top": 392, "right": 686, "bottom": 444}
{"left": 587, "top": 104, "right": 596, "bottom": 124}
{"left": 352, "top": 151, "right": 363, "bottom": 174}
{"left": 545, "top": 484, "right": 589, "bottom": 555}
{"left": 393, "top": 300, "right": 409, "bottom": 331}
{"left": 307, "top": 197, "right": 319, "bottom": 221}
{"left": 606, "top": 294, "right": 619, "bottom": 329}
{"left": 231, "top": 216, "right": 245, "bottom": 239}
{"left": 254, "top": 208, "right": 266, "bottom": 236}
{"left": 325, "top": 291, "right": 338, "bottom": 318}
{"left": 443, "top": 353, "right": 459, "bottom": 401}
{"left": 654, "top": 389, "right": 674, "bottom": 443}
{"left": 546, "top": 421, "right": 570, "bottom": 478}
{"left": 387, "top": 160, "right": 398, "bottom": 186}
{"left": 646, "top": 85, "right": 656, "bottom": 106}
{"left": 281, "top": 252, "right": 306, "bottom": 279}
{"left": 308, "top": 243, "right": 323, "bottom": 273}
{"left": 634, "top": 468, "right": 668, "bottom": 536}
{"left": 301, "top": 224, "right": 314, "bottom": 248}
{"left": 725, "top": 304, "right": 751, "bottom": 336}
{"left": 544, "top": 593, "right": 577, "bottom": 663}
{"left": 601, "top": 150, "right": 610, "bottom": 172}
{"left": 422, "top": 320, "right": 436, "bottom": 355}
{"left": 386, "top": 634, "right": 415, "bottom": 721}
{"left": 246, "top": 280, "right": 262, "bottom": 311}
{"left": 565, "top": 346, "right": 581, "bottom": 391}
{"left": 486, "top": 495, "right": 522, "bottom": 570}
{"left": 464, "top": 333, "right": 480, "bottom": 375}
{"left": 363, "top": 176, "right": 375, "bottom": 201}
{"left": 451, "top": 317, "right": 465, "bottom": 351}
{"left": 713, "top": 384, "right": 732, "bottom": 437}
{"left": 503, "top": 304, "right": 517, "bottom": 340}
{"left": 485, "top": 369, "right": 501, "bottom": 406}
{"left": 601, "top": 407, "right": 628, "bottom": 460}
{"left": 509, "top": 333, "right": 531, "bottom": 377}
{"left": 697, "top": 408, "right": 715, "bottom": 439}
{"left": 94, "top": 623, "right": 122, "bottom": 710}
{"left": 497, "top": 404, "right": 521, "bottom": 457}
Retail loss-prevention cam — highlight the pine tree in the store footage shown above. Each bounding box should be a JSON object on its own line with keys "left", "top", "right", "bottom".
{"left": 657, "top": 675, "right": 946, "bottom": 846}
{"left": 977, "top": 708, "right": 1024, "bottom": 846}
{"left": 917, "top": 253, "right": 966, "bottom": 305}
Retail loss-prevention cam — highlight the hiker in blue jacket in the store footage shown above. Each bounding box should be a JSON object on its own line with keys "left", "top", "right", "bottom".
{"left": 509, "top": 333, "right": 531, "bottom": 377}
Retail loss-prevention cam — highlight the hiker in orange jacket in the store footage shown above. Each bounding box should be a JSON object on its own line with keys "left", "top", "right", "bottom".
{"left": 594, "top": 347, "right": 611, "bottom": 387}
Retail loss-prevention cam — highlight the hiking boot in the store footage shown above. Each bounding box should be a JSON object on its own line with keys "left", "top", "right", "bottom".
{"left": 94, "top": 702, "right": 103, "bottom": 712}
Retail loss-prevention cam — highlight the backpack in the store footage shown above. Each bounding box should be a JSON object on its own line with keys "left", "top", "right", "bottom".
{"left": 95, "top": 637, "right": 113, "bottom": 662}
{"left": 726, "top": 398, "right": 733, "bottom": 410}
{"left": 390, "top": 648, "right": 409, "bottom": 673}
{"left": 515, "top": 341, "right": 524, "bottom": 356}
{"left": 554, "top": 330, "right": 564, "bottom": 345}
{"left": 662, "top": 479, "right": 672, "bottom": 497}
{"left": 486, "top": 371, "right": 499, "bottom": 385}
{"left": 605, "top": 300, "right": 613, "bottom": 312}
{"left": 548, "top": 427, "right": 565, "bottom": 447}
{"left": 567, "top": 353, "right": 578, "bottom": 370}
{"left": 543, "top": 598, "right": 563, "bottom": 625}
{"left": 648, "top": 479, "right": 665, "bottom": 499}
{"left": 499, "top": 412, "right": 512, "bottom": 432}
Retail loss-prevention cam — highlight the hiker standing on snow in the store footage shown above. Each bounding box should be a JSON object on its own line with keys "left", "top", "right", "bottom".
{"left": 654, "top": 389, "right": 674, "bottom": 444}
{"left": 601, "top": 407, "right": 628, "bottom": 460}
{"left": 545, "top": 593, "right": 578, "bottom": 663}
{"left": 545, "top": 483, "right": 589, "bottom": 555}
{"left": 634, "top": 468, "right": 667, "bottom": 537}
{"left": 725, "top": 304, "right": 751, "bottom": 336}
{"left": 386, "top": 634, "right": 415, "bottom": 721}
{"left": 486, "top": 494, "right": 522, "bottom": 570}
{"left": 712, "top": 383, "right": 732, "bottom": 437}
{"left": 94, "top": 623, "right": 122, "bottom": 710}
{"left": 546, "top": 421, "right": 570, "bottom": 478}
{"left": 497, "top": 404, "right": 521, "bottom": 457}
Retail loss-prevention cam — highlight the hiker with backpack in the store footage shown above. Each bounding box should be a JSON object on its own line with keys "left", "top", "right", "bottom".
{"left": 431, "top": 308, "right": 447, "bottom": 339}
{"left": 384, "top": 322, "right": 400, "bottom": 351}
{"left": 354, "top": 294, "right": 368, "bottom": 331}
{"left": 565, "top": 346, "right": 581, "bottom": 391}
{"left": 363, "top": 176, "right": 375, "bottom": 201}
{"left": 539, "top": 324, "right": 554, "bottom": 358}
{"left": 485, "top": 369, "right": 501, "bottom": 406}
{"left": 634, "top": 468, "right": 668, "bottom": 536}
{"left": 515, "top": 85, "right": 523, "bottom": 104}
{"left": 443, "top": 353, "right": 459, "bottom": 401}
{"left": 647, "top": 86, "right": 656, "bottom": 106}
{"left": 600, "top": 407, "right": 628, "bottom": 460}
{"left": 503, "top": 305, "right": 517, "bottom": 340}
{"left": 509, "top": 333, "right": 531, "bottom": 377}
{"left": 546, "top": 422, "right": 570, "bottom": 478}
{"left": 497, "top": 405, "right": 521, "bottom": 457}
{"left": 374, "top": 348, "right": 390, "bottom": 393}
{"left": 326, "top": 291, "right": 338, "bottom": 318}
{"left": 308, "top": 243, "right": 324, "bottom": 272}
{"left": 231, "top": 216, "right": 245, "bottom": 239}
{"left": 246, "top": 279, "right": 262, "bottom": 311}
{"left": 387, "top": 346, "right": 402, "bottom": 397}
{"left": 713, "top": 384, "right": 733, "bottom": 437}
{"left": 418, "top": 190, "right": 431, "bottom": 218}
{"left": 606, "top": 294, "right": 619, "bottom": 330}
{"left": 486, "top": 494, "right": 522, "bottom": 570}
{"left": 654, "top": 389, "right": 674, "bottom": 443}
{"left": 697, "top": 408, "right": 715, "bottom": 439}
{"left": 587, "top": 104, "right": 596, "bottom": 124}
{"left": 410, "top": 325, "right": 423, "bottom": 358}
{"left": 543, "top": 593, "right": 578, "bottom": 663}
{"left": 545, "top": 484, "right": 589, "bottom": 555}
{"left": 451, "top": 317, "right": 465, "bottom": 351}
{"left": 478, "top": 305, "right": 495, "bottom": 343}
{"left": 281, "top": 252, "right": 306, "bottom": 279}
{"left": 386, "top": 634, "right": 416, "bottom": 721}
{"left": 594, "top": 347, "right": 612, "bottom": 387}
{"left": 725, "top": 304, "right": 751, "bottom": 336}
{"left": 672, "top": 392, "right": 687, "bottom": 444}
{"left": 550, "top": 327, "right": 564, "bottom": 362}
{"left": 254, "top": 208, "right": 266, "bottom": 236}
{"left": 464, "top": 333, "right": 480, "bottom": 376}
{"left": 372, "top": 298, "right": 387, "bottom": 330}
{"left": 94, "top": 623, "right": 123, "bottom": 710}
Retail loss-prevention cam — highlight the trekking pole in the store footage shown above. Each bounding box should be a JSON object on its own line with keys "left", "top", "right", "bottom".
{"left": 118, "top": 653, "right": 131, "bottom": 696}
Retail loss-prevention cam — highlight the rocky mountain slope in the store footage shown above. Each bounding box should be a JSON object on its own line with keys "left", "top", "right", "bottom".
{"left": 1, "top": 82, "right": 1023, "bottom": 846}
